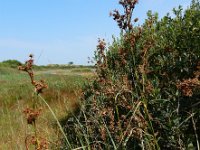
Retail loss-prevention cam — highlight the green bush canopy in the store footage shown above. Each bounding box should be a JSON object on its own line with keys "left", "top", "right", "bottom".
{"left": 0, "top": 59, "right": 22, "bottom": 68}
{"left": 63, "top": 0, "right": 200, "bottom": 149}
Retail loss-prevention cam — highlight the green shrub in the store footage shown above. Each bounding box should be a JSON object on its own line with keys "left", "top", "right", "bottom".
{"left": 63, "top": 0, "right": 200, "bottom": 149}
{"left": 0, "top": 59, "right": 22, "bottom": 68}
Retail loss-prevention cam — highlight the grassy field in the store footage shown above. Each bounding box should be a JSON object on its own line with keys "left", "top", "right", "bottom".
{"left": 0, "top": 66, "right": 93, "bottom": 149}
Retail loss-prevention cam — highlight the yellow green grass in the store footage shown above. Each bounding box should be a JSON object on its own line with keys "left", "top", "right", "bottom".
{"left": 0, "top": 66, "right": 93, "bottom": 149}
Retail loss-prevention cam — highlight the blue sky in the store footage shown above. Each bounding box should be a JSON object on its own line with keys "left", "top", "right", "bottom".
{"left": 0, "top": 0, "right": 191, "bottom": 65}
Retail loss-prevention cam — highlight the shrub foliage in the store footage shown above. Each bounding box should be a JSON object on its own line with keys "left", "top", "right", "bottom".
{"left": 64, "top": 0, "right": 200, "bottom": 149}
{"left": 0, "top": 59, "right": 22, "bottom": 68}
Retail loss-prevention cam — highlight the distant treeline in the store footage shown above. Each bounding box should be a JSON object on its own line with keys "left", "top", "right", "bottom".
{"left": 0, "top": 59, "right": 94, "bottom": 69}
{"left": 0, "top": 59, "right": 22, "bottom": 68}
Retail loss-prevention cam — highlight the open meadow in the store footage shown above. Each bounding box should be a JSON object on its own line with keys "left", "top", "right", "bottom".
{"left": 0, "top": 66, "right": 93, "bottom": 149}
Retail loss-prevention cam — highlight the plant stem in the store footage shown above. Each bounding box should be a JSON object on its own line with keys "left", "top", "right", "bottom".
{"left": 38, "top": 94, "right": 72, "bottom": 149}
{"left": 191, "top": 114, "right": 199, "bottom": 150}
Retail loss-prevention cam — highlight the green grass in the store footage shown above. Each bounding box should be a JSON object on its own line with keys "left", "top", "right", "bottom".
{"left": 0, "top": 66, "right": 92, "bottom": 149}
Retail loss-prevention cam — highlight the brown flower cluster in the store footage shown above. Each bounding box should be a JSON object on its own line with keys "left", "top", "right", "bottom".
{"left": 95, "top": 39, "right": 108, "bottom": 79}
{"left": 96, "top": 38, "right": 107, "bottom": 64}
{"left": 23, "top": 107, "right": 42, "bottom": 125}
{"left": 177, "top": 77, "right": 200, "bottom": 97}
{"left": 97, "top": 38, "right": 106, "bottom": 51}
{"left": 25, "top": 135, "right": 49, "bottom": 150}
{"left": 18, "top": 54, "right": 34, "bottom": 82}
{"left": 18, "top": 54, "right": 48, "bottom": 94}
{"left": 110, "top": 0, "right": 139, "bottom": 31}
{"left": 177, "top": 62, "right": 200, "bottom": 97}
{"left": 32, "top": 80, "right": 48, "bottom": 94}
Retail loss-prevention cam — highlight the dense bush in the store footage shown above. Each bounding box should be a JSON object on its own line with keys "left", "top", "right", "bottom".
{"left": 63, "top": 0, "right": 200, "bottom": 149}
{"left": 0, "top": 59, "right": 22, "bottom": 68}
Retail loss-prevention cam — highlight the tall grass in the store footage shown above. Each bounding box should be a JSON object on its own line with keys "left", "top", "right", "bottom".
{"left": 0, "top": 63, "right": 91, "bottom": 149}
